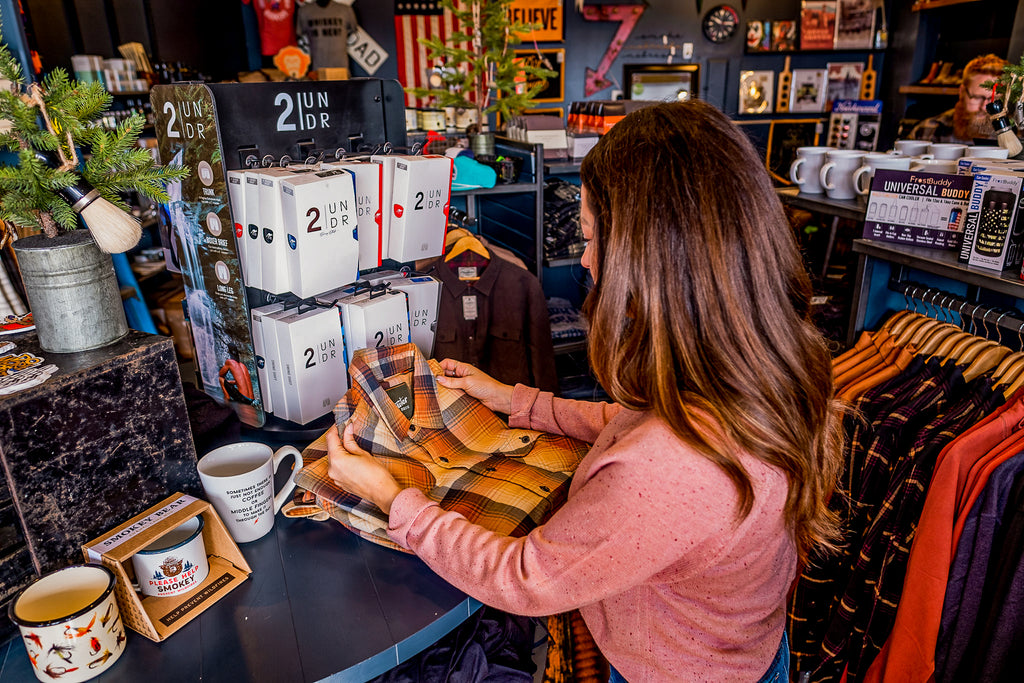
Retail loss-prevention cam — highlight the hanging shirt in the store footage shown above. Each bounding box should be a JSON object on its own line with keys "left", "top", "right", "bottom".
{"left": 295, "top": 0, "right": 356, "bottom": 69}
{"left": 292, "top": 343, "right": 589, "bottom": 551}
{"left": 243, "top": 0, "right": 297, "bottom": 57}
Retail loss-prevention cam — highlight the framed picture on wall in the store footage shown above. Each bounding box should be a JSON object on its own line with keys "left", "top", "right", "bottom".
{"left": 739, "top": 70, "right": 774, "bottom": 115}
{"left": 623, "top": 64, "right": 700, "bottom": 102}
{"left": 513, "top": 48, "right": 565, "bottom": 103}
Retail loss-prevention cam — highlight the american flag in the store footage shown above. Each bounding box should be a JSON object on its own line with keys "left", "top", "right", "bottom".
{"left": 394, "top": 0, "right": 471, "bottom": 108}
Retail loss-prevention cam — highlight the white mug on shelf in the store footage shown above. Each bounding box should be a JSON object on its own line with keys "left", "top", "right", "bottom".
{"left": 789, "top": 146, "right": 833, "bottom": 195}
{"left": 819, "top": 150, "right": 866, "bottom": 200}
{"left": 927, "top": 143, "right": 968, "bottom": 160}
{"left": 853, "top": 153, "right": 914, "bottom": 196}
{"left": 965, "top": 145, "right": 1011, "bottom": 159}
{"left": 197, "top": 442, "right": 303, "bottom": 544}
{"left": 910, "top": 158, "right": 959, "bottom": 173}
{"left": 892, "top": 139, "right": 932, "bottom": 156}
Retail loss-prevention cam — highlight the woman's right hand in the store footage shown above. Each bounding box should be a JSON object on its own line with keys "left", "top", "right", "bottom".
{"left": 436, "top": 359, "right": 514, "bottom": 414}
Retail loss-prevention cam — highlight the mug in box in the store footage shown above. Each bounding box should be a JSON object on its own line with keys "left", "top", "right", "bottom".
{"left": 131, "top": 515, "right": 209, "bottom": 598}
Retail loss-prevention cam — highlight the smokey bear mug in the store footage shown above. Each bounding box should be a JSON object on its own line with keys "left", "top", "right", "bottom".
{"left": 197, "top": 442, "right": 303, "bottom": 543}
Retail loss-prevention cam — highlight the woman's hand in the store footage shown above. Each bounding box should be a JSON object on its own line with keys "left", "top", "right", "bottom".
{"left": 327, "top": 423, "right": 402, "bottom": 515}
{"left": 436, "top": 359, "right": 514, "bottom": 414}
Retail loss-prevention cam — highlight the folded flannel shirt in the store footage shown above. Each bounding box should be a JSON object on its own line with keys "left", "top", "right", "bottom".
{"left": 289, "top": 343, "right": 590, "bottom": 552}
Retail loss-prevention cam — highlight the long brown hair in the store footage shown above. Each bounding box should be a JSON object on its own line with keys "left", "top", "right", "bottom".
{"left": 579, "top": 100, "right": 843, "bottom": 562}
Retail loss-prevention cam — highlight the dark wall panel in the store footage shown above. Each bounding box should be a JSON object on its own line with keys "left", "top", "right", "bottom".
{"left": 146, "top": 0, "right": 247, "bottom": 81}
{"left": 112, "top": 0, "right": 151, "bottom": 56}
{"left": 24, "top": 0, "right": 78, "bottom": 72}
{"left": 72, "top": 0, "right": 115, "bottom": 56}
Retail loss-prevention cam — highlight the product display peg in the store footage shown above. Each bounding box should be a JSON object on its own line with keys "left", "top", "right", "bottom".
{"left": 986, "top": 100, "right": 1024, "bottom": 158}
{"left": 33, "top": 150, "right": 142, "bottom": 254}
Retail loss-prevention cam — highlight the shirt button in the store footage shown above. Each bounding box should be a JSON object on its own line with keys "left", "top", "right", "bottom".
{"left": 409, "top": 425, "right": 416, "bottom": 431}
{"left": 520, "top": 436, "right": 530, "bottom": 443}
{"left": 439, "top": 456, "right": 449, "bottom": 463}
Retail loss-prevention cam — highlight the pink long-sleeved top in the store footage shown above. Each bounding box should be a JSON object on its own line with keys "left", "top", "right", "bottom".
{"left": 387, "top": 385, "right": 796, "bottom": 682}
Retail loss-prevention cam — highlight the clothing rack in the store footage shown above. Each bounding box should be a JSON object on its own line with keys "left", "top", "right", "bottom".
{"left": 894, "top": 281, "right": 1024, "bottom": 348}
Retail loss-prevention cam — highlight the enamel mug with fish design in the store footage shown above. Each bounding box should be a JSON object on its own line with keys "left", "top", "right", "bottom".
{"left": 9, "top": 564, "right": 126, "bottom": 683}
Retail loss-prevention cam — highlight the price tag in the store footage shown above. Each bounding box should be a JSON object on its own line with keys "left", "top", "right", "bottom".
{"left": 462, "top": 295, "right": 478, "bottom": 321}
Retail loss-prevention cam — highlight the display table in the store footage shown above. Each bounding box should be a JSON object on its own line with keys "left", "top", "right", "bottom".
{"left": 0, "top": 513, "right": 481, "bottom": 682}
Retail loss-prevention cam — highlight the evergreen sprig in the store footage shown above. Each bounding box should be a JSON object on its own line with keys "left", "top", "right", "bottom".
{"left": 0, "top": 30, "right": 188, "bottom": 240}
{"left": 404, "top": 0, "right": 557, "bottom": 129}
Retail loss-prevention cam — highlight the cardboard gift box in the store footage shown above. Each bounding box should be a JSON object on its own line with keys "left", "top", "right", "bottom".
{"left": 82, "top": 493, "right": 251, "bottom": 643}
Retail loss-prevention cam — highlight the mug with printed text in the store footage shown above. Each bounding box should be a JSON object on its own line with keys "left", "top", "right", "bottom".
{"left": 853, "top": 153, "right": 913, "bottom": 196}
{"left": 197, "top": 442, "right": 303, "bottom": 543}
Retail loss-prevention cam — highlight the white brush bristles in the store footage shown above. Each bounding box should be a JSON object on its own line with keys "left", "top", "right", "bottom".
{"left": 998, "top": 129, "right": 1024, "bottom": 158}
{"left": 80, "top": 198, "right": 142, "bottom": 253}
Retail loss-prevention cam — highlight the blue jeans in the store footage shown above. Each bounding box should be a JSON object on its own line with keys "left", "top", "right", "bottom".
{"left": 607, "top": 631, "right": 789, "bottom": 683}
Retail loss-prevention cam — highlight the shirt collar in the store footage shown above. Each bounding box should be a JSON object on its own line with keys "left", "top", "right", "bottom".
{"left": 347, "top": 343, "right": 447, "bottom": 435}
{"left": 431, "top": 252, "right": 503, "bottom": 297}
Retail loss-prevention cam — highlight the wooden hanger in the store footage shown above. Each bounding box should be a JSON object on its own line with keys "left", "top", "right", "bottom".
{"left": 954, "top": 338, "right": 998, "bottom": 366}
{"left": 916, "top": 322, "right": 963, "bottom": 357}
{"left": 933, "top": 331, "right": 974, "bottom": 359}
{"left": 894, "top": 315, "right": 936, "bottom": 347}
{"left": 999, "top": 362, "right": 1024, "bottom": 398}
{"left": 963, "top": 344, "right": 1013, "bottom": 382}
{"left": 907, "top": 317, "right": 946, "bottom": 348}
{"left": 888, "top": 311, "right": 924, "bottom": 338}
{"left": 993, "top": 350, "right": 1024, "bottom": 382}
{"left": 881, "top": 309, "right": 913, "bottom": 334}
{"left": 445, "top": 234, "right": 490, "bottom": 261}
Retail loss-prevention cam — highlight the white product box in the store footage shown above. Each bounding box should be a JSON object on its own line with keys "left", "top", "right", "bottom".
{"left": 388, "top": 155, "right": 453, "bottom": 263}
{"left": 963, "top": 170, "right": 1024, "bottom": 271}
{"left": 322, "top": 160, "right": 384, "bottom": 271}
{"left": 361, "top": 271, "right": 441, "bottom": 357}
{"left": 281, "top": 169, "right": 360, "bottom": 298}
{"left": 275, "top": 305, "right": 347, "bottom": 425}
{"left": 242, "top": 170, "right": 265, "bottom": 288}
{"left": 226, "top": 170, "right": 247, "bottom": 275}
{"left": 334, "top": 286, "right": 410, "bottom": 359}
{"left": 262, "top": 306, "right": 299, "bottom": 421}
{"left": 258, "top": 167, "right": 314, "bottom": 295}
{"left": 371, "top": 155, "right": 398, "bottom": 262}
{"left": 250, "top": 302, "right": 285, "bottom": 415}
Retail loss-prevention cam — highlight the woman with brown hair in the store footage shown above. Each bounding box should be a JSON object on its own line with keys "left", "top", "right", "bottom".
{"left": 325, "top": 99, "right": 843, "bottom": 682}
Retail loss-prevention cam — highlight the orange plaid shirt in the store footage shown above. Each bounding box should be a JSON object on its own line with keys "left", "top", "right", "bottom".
{"left": 291, "top": 343, "right": 590, "bottom": 551}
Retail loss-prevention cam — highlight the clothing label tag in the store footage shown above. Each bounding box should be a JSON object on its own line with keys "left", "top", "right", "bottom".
{"left": 385, "top": 383, "right": 415, "bottom": 418}
{"left": 458, "top": 266, "right": 477, "bottom": 280}
{"left": 462, "top": 295, "right": 478, "bottom": 321}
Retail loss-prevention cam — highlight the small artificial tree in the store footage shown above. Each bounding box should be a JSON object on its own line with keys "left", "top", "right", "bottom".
{"left": 0, "top": 36, "right": 187, "bottom": 248}
{"left": 405, "top": 0, "right": 557, "bottom": 133}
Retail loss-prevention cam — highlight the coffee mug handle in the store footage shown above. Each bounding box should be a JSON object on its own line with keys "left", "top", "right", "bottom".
{"left": 918, "top": 153, "right": 935, "bottom": 160}
{"left": 790, "top": 157, "right": 805, "bottom": 186}
{"left": 271, "top": 445, "right": 304, "bottom": 514}
{"left": 820, "top": 161, "right": 836, "bottom": 191}
{"left": 853, "top": 165, "right": 872, "bottom": 196}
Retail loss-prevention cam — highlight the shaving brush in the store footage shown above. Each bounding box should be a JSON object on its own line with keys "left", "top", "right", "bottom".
{"left": 34, "top": 150, "right": 142, "bottom": 253}
{"left": 986, "top": 100, "right": 1024, "bottom": 158}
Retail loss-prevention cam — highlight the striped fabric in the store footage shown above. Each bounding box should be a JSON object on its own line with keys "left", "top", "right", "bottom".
{"left": 291, "top": 342, "right": 589, "bottom": 552}
{"left": 394, "top": 1, "right": 471, "bottom": 109}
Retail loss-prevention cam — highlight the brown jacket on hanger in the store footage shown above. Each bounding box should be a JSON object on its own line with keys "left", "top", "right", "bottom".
{"left": 426, "top": 253, "right": 559, "bottom": 394}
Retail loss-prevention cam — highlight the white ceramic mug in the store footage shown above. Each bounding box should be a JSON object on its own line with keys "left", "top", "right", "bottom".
{"left": 9, "top": 564, "right": 126, "bottom": 683}
{"left": 197, "top": 442, "right": 303, "bottom": 543}
{"left": 789, "top": 146, "right": 833, "bottom": 194}
{"left": 927, "top": 143, "right": 968, "bottom": 160}
{"left": 892, "top": 140, "right": 932, "bottom": 156}
{"left": 853, "top": 153, "right": 913, "bottom": 196}
{"left": 965, "top": 145, "right": 1011, "bottom": 159}
{"left": 819, "top": 150, "right": 866, "bottom": 200}
{"left": 131, "top": 515, "right": 209, "bottom": 598}
{"left": 910, "top": 158, "right": 959, "bottom": 173}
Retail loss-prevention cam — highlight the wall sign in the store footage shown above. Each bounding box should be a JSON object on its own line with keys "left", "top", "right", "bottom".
{"left": 582, "top": 4, "right": 646, "bottom": 97}
{"left": 510, "top": 0, "right": 564, "bottom": 42}
{"left": 514, "top": 48, "right": 565, "bottom": 103}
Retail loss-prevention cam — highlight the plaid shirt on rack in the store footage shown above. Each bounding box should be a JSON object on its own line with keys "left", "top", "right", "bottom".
{"left": 291, "top": 343, "right": 590, "bottom": 551}
{"left": 813, "top": 378, "right": 1002, "bottom": 683}
{"left": 788, "top": 357, "right": 944, "bottom": 673}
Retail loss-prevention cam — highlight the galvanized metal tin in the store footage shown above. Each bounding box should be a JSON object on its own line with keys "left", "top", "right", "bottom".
{"left": 13, "top": 230, "right": 129, "bottom": 353}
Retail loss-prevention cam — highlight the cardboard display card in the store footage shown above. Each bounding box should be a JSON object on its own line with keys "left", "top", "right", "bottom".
{"left": 82, "top": 494, "right": 250, "bottom": 643}
{"left": 322, "top": 160, "right": 384, "bottom": 271}
{"left": 863, "top": 169, "right": 973, "bottom": 250}
{"left": 275, "top": 305, "right": 347, "bottom": 424}
{"left": 281, "top": 169, "right": 360, "bottom": 299}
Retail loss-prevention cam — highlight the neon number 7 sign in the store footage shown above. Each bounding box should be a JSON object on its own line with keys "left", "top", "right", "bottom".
{"left": 582, "top": 4, "right": 646, "bottom": 97}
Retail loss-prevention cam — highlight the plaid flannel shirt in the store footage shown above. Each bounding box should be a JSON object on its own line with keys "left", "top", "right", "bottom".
{"left": 291, "top": 343, "right": 590, "bottom": 552}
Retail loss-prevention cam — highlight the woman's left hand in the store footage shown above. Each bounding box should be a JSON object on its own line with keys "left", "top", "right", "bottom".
{"left": 327, "top": 423, "right": 403, "bottom": 515}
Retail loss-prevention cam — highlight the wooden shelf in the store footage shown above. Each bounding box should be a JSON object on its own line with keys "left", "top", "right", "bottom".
{"left": 912, "top": 0, "right": 982, "bottom": 10}
{"left": 743, "top": 47, "right": 885, "bottom": 55}
{"left": 899, "top": 85, "right": 960, "bottom": 95}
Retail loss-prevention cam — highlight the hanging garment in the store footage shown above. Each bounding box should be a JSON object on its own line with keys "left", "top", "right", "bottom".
{"left": 789, "top": 355, "right": 1003, "bottom": 681}
{"left": 242, "top": 0, "right": 297, "bottom": 57}
{"left": 427, "top": 252, "right": 559, "bottom": 393}
{"left": 864, "top": 390, "right": 1024, "bottom": 683}
{"left": 290, "top": 343, "right": 589, "bottom": 551}
{"left": 935, "top": 450, "right": 1024, "bottom": 683}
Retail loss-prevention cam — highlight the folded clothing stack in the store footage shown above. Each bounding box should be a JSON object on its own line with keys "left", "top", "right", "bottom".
{"left": 548, "top": 297, "right": 587, "bottom": 342}
{"left": 544, "top": 179, "right": 584, "bottom": 261}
